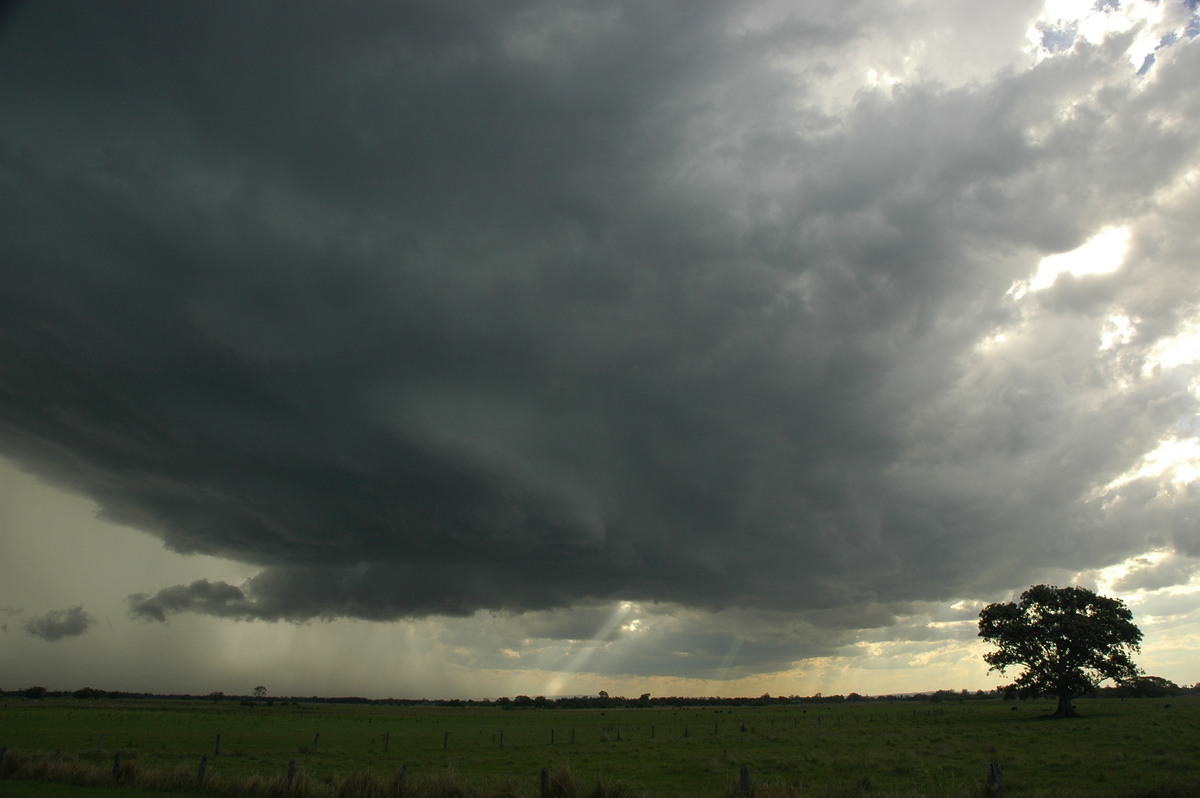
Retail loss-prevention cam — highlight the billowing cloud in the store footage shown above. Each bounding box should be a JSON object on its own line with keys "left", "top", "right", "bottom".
{"left": 23, "top": 605, "right": 97, "bottom": 641}
{"left": 1, "top": 0, "right": 1199, "bottom": 680}
{"left": 1111, "top": 552, "right": 1200, "bottom": 592}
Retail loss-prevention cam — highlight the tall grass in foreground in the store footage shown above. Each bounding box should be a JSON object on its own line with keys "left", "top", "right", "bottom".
{"left": 3, "top": 749, "right": 627, "bottom": 798}
{"left": 5, "top": 747, "right": 1200, "bottom": 798}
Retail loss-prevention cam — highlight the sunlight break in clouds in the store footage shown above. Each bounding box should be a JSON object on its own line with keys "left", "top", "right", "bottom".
{"left": 1103, "top": 437, "right": 1200, "bottom": 494}
{"left": 1009, "top": 225, "right": 1132, "bottom": 298}
{"left": 1029, "top": 0, "right": 1181, "bottom": 67}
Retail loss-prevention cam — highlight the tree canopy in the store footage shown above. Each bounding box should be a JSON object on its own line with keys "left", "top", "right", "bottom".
{"left": 978, "top": 584, "right": 1142, "bottom": 718}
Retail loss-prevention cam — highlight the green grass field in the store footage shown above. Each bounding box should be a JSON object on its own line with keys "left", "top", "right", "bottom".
{"left": 3, "top": 697, "right": 1199, "bottom": 797}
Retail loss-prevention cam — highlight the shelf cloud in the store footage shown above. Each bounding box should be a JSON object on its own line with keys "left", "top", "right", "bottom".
{"left": 2, "top": 0, "right": 1199, "bottom": 685}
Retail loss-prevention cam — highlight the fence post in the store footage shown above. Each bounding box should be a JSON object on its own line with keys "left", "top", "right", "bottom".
{"left": 287, "top": 758, "right": 296, "bottom": 789}
{"left": 215, "top": 733, "right": 221, "bottom": 755}
{"left": 740, "top": 764, "right": 751, "bottom": 797}
{"left": 112, "top": 752, "right": 122, "bottom": 780}
{"left": 540, "top": 767, "right": 550, "bottom": 798}
{"left": 312, "top": 733, "right": 320, "bottom": 751}
{"left": 197, "top": 754, "right": 208, "bottom": 783}
{"left": 988, "top": 761, "right": 1004, "bottom": 797}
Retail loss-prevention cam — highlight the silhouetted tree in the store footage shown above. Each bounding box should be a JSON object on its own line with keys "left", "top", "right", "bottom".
{"left": 1123, "top": 675, "right": 1179, "bottom": 698}
{"left": 979, "top": 584, "right": 1142, "bottom": 718}
{"left": 253, "top": 685, "right": 267, "bottom": 699}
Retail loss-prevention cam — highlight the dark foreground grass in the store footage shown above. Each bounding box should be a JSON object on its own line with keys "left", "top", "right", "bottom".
{"left": 3, "top": 697, "right": 1200, "bottom": 796}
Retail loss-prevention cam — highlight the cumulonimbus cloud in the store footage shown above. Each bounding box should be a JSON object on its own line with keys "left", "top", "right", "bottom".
{"left": 0, "top": 1, "right": 1197, "bottom": 651}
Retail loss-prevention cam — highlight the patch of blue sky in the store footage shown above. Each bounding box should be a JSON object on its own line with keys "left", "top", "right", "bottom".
{"left": 1039, "top": 21, "right": 1079, "bottom": 52}
{"left": 1138, "top": 4, "right": 1199, "bottom": 75}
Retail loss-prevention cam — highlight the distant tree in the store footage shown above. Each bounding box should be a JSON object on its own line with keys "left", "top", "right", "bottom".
{"left": 978, "top": 584, "right": 1142, "bottom": 718}
{"left": 254, "top": 686, "right": 267, "bottom": 699}
{"left": 209, "top": 691, "right": 225, "bottom": 703}
{"left": 1123, "top": 675, "right": 1179, "bottom": 698}
{"left": 23, "top": 686, "right": 47, "bottom": 699}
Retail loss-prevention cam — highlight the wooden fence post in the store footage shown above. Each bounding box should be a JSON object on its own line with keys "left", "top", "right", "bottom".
{"left": 988, "top": 761, "right": 1004, "bottom": 797}
{"left": 540, "top": 767, "right": 550, "bottom": 798}
{"left": 287, "top": 759, "right": 297, "bottom": 789}
{"left": 197, "top": 754, "right": 208, "bottom": 783}
{"left": 312, "top": 733, "right": 320, "bottom": 751}
{"left": 443, "top": 731, "right": 449, "bottom": 750}
{"left": 215, "top": 733, "right": 221, "bottom": 755}
{"left": 740, "top": 764, "right": 751, "bottom": 797}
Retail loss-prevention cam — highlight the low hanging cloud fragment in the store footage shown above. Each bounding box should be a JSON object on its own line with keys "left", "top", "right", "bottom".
{"left": 23, "top": 606, "right": 97, "bottom": 641}
{"left": 2, "top": 0, "right": 1200, "bottom": 662}
{"left": 128, "top": 580, "right": 252, "bottom": 623}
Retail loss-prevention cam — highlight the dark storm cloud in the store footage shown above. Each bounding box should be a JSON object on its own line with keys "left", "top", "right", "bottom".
{"left": 23, "top": 605, "right": 96, "bottom": 641}
{"left": 2, "top": 0, "right": 1200, "bottom": 660}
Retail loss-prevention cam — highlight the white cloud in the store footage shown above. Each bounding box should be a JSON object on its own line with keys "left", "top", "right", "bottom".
{"left": 1009, "top": 225, "right": 1132, "bottom": 298}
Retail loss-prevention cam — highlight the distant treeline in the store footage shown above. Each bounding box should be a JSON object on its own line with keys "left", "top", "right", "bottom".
{"left": 5, "top": 676, "right": 1195, "bottom": 706}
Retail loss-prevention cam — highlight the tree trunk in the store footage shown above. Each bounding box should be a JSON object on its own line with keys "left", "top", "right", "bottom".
{"left": 1053, "top": 693, "right": 1079, "bottom": 718}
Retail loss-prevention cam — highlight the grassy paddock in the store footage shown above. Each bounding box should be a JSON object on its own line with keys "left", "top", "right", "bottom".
{"left": 3, "top": 697, "right": 1199, "bottom": 796}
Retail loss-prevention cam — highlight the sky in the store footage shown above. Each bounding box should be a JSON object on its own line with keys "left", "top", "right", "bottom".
{"left": 2, "top": 0, "right": 1200, "bottom": 701}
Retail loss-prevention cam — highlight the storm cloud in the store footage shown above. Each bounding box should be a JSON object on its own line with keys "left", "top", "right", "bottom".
{"left": 2, "top": 0, "right": 1199, "bottom": 677}
{"left": 23, "top": 606, "right": 97, "bottom": 641}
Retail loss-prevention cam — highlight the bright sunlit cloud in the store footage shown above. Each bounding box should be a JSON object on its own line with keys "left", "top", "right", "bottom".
{"left": 1032, "top": 225, "right": 1131, "bottom": 292}
{"left": 1144, "top": 315, "right": 1200, "bottom": 375}
{"left": 1102, "top": 437, "right": 1200, "bottom": 494}
{"left": 1028, "top": 0, "right": 1176, "bottom": 68}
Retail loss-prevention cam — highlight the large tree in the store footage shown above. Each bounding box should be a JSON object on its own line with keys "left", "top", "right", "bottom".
{"left": 978, "top": 584, "right": 1142, "bottom": 718}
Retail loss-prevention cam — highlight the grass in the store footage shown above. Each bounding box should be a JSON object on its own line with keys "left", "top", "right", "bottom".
{"left": 2, "top": 697, "right": 1199, "bottom": 796}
